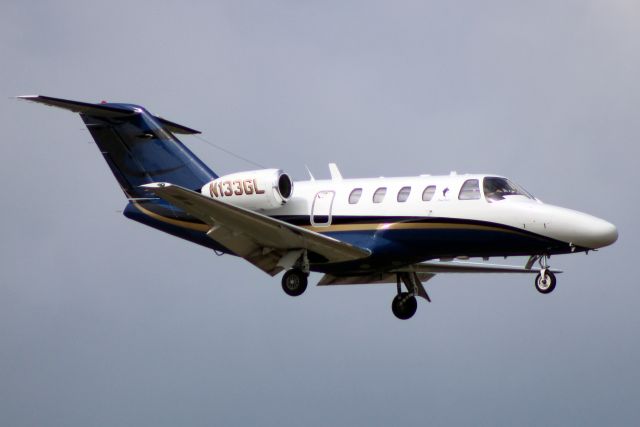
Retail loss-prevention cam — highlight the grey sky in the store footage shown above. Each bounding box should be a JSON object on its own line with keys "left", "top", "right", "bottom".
{"left": 1, "top": 1, "right": 639, "bottom": 425}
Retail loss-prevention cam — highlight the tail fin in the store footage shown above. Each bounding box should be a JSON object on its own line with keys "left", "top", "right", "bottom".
{"left": 19, "top": 95, "right": 217, "bottom": 198}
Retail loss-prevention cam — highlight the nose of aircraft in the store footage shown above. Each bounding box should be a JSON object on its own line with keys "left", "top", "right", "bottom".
{"left": 585, "top": 216, "right": 618, "bottom": 248}
{"left": 559, "top": 209, "right": 618, "bottom": 249}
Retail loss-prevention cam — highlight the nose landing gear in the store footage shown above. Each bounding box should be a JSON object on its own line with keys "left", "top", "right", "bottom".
{"left": 533, "top": 255, "right": 557, "bottom": 294}
{"left": 535, "top": 269, "right": 556, "bottom": 294}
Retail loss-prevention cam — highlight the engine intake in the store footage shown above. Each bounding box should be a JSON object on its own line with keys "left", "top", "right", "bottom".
{"left": 201, "top": 169, "right": 293, "bottom": 211}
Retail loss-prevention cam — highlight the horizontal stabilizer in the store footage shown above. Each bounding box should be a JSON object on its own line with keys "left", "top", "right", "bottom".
{"left": 18, "top": 94, "right": 134, "bottom": 117}
{"left": 17, "top": 95, "right": 201, "bottom": 134}
{"left": 154, "top": 116, "right": 201, "bottom": 135}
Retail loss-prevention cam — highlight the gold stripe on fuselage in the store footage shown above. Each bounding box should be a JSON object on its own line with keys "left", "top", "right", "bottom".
{"left": 132, "top": 203, "right": 529, "bottom": 239}
{"left": 302, "top": 222, "right": 527, "bottom": 236}
{"left": 132, "top": 201, "right": 210, "bottom": 232}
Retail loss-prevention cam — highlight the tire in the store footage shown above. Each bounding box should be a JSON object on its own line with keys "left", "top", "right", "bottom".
{"left": 535, "top": 270, "right": 557, "bottom": 294}
{"left": 281, "top": 269, "right": 308, "bottom": 297}
{"left": 391, "top": 292, "right": 418, "bottom": 320}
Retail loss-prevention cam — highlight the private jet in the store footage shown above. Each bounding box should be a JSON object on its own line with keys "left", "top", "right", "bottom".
{"left": 20, "top": 95, "right": 618, "bottom": 319}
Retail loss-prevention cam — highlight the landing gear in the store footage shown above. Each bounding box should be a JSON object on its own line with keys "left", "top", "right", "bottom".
{"left": 532, "top": 254, "right": 557, "bottom": 294}
{"left": 391, "top": 292, "right": 417, "bottom": 320}
{"left": 535, "top": 270, "right": 556, "bottom": 294}
{"left": 279, "top": 250, "right": 310, "bottom": 297}
{"left": 390, "top": 272, "right": 430, "bottom": 320}
{"left": 281, "top": 269, "right": 308, "bottom": 297}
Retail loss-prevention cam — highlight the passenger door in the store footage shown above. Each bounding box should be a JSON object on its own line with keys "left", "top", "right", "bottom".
{"left": 311, "top": 191, "right": 335, "bottom": 227}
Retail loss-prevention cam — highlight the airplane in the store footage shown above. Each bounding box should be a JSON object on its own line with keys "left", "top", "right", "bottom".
{"left": 19, "top": 95, "right": 618, "bottom": 319}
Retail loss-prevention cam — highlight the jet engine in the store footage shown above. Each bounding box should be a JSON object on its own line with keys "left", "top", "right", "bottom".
{"left": 200, "top": 169, "right": 293, "bottom": 211}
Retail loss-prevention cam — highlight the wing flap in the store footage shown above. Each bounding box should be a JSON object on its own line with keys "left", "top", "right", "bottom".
{"left": 318, "top": 272, "right": 434, "bottom": 285}
{"left": 205, "top": 225, "right": 283, "bottom": 275}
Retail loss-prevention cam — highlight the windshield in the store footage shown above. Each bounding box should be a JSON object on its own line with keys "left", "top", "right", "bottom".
{"left": 483, "top": 177, "right": 534, "bottom": 201}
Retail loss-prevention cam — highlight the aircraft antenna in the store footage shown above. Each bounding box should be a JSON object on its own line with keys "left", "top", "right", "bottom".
{"left": 305, "top": 165, "right": 315, "bottom": 181}
{"left": 193, "top": 134, "right": 267, "bottom": 169}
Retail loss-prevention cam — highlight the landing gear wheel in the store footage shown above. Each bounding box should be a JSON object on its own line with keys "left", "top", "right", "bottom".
{"left": 281, "top": 269, "right": 308, "bottom": 297}
{"left": 391, "top": 292, "right": 417, "bottom": 320}
{"left": 535, "top": 270, "right": 556, "bottom": 294}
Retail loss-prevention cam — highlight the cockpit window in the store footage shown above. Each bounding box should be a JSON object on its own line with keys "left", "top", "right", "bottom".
{"left": 458, "top": 179, "right": 481, "bottom": 200}
{"left": 483, "top": 177, "right": 534, "bottom": 201}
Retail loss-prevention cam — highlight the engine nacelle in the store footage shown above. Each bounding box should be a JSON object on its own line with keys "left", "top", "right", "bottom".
{"left": 200, "top": 169, "right": 293, "bottom": 211}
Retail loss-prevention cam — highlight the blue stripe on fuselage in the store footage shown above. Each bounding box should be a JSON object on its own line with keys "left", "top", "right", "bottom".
{"left": 122, "top": 202, "right": 573, "bottom": 275}
{"left": 123, "top": 201, "right": 229, "bottom": 253}
{"left": 322, "top": 227, "right": 566, "bottom": 260}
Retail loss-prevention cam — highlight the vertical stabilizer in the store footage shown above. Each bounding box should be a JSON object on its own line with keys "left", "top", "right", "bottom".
{"left": 19, "top": 95, "right": 217, "bottom": 198}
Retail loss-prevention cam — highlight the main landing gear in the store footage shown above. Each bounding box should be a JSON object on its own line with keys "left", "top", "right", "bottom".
{"left": 530, "top": 254, "right": 557, "bottom": 294}
{"left": 279, "top": 250, "right": 310, "bottom": 297}
{"left": 391, "top": 273, "right": 430, "bottom": 320}
{"left": 281, "top": 269, "right": 308, "bottom": 297}
{"left": 392, "top": 292, "right": 417, "bottom": 320}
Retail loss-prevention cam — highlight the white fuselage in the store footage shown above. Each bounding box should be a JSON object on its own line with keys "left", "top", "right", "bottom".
{"left": 266, "top": 173, "right": 617, "bottom": 251}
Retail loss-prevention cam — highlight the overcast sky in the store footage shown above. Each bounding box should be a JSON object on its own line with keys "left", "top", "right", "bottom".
{"left": 1, "top": 1, "right": 639, "bottom": 426}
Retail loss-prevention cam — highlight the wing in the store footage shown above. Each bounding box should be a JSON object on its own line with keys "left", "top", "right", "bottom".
{"left": 318, "top": 260, "right": 560, "bottom": 302}
{"left": 141, "top": 182, "right": 371, "bottom": 275}
{"left": 319, "top": 260, "right": 560, "bottom": 287}
{"left": 396, "top": 260, "right": 562, "bottom": 274}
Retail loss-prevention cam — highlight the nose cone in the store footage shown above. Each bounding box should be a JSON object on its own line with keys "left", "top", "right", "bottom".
{"left": 590, "top": 218, "right": 618, "bottom": 248}
{"left": 537, "top": 205, "right": 618, "bottom": 250}
{"left": 559, "top": 210, "right": 618, "bottom": 249}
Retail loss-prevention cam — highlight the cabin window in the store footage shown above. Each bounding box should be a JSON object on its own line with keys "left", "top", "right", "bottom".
{"left": 459, "top": 179, "right": 481, "bottom": 200}
{"left": 348, "top": 188, "right": 363, "bottom": 204}
{"left": 397, "top": 186, "right": 411, "bottom": 202}
{"left": 373, "top": 187, "right": 387, "bottom": 203}
{"left": 422, "top": 185, "right": 436, "bottom": 201}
